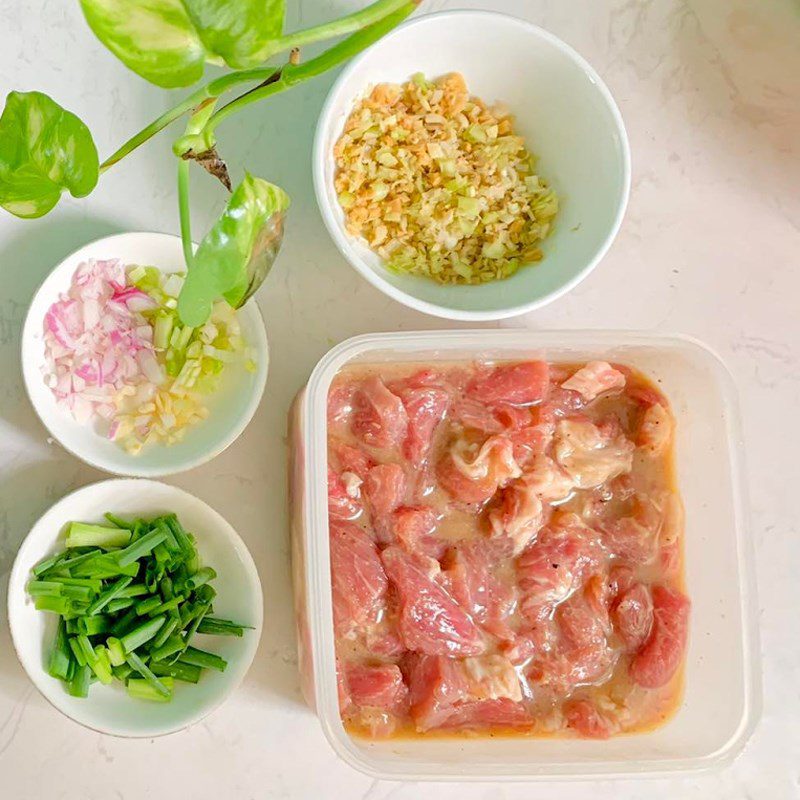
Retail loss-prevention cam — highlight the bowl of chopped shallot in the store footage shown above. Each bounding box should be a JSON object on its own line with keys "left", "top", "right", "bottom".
{"left": 314, "top": 10, "right": 630, "bottom": 321}
{"left": 22, "top": 232, "right": 268, "bottom": 477}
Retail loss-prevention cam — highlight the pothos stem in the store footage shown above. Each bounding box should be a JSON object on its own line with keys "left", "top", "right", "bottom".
{"left": 99, "top": 67, "right": 278, "bottom": 173}
{"left": 269, "top": 0, "right": 413, "bottom": 55}
{"left": 204, "top": 3, "right": 416, "bottom": 138}
{"left": 177, "top": 159, "right": 193, "bottom": 267}
{"left": 176, "top": 100, "right": 220, "bottom": 266}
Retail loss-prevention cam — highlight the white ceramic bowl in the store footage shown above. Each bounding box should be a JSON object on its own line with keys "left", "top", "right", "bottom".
{"left": 7, "top": 479, "right": 263, "bottom": 737}
{"left": 314, "top": 10, "right": 630, "bottom": 321}
{"left": 21, "top": 232, "right": 269, "bottom": 477}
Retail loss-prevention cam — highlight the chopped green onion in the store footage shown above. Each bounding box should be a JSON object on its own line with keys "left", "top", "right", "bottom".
{"left": 111, "top": 663, "right": 134, "bottom": 682}
{"left": 104, "top": 512, "right": 135, "bottom": 530}
{"left": 117, "top": 583, "right": 150, "bottom": 598}
{"left": 105, "top": 637, "right": 126, "bottom": 667}
{"left": 91, "top": 646, "right": 114, "bottom": 684}
{"left": 150, "top": 634, "right": 185, "bottom": 662}
{"left": 125, "top": 651, "right": 171, "bottom": 698}
{"left": 106, "top": 597, "right": 135, "bottom": 614}
{"left": 120, "top": 616, "right": 166, "bottom": 653}
{"left": 110, "top": 608, "right": 139, "bottom": 638}
{"left": 68, "top": 664, "right": 91, "bottom": 697}
{"left": 61, "top": 584, "right": 94, "bottom": 602}
{"left": 134, "top": 595, "right": 163, "bottom": 616}
{"left": 34, "top": 596, "right": 70, "bottom": 614}
{"left": 146, "top": 596, "right": 183, "bottom": 617}
{"left": 151, "top": 616, "right": 180, "bottom": 650}
{"left": 76, "top": 615, "right": 113, "bottom": 636}
{"left": 32, "top": 553, "right": 63, "bottom": 577}
{"left": 151, "top": 660, "right": 201, "bottom": 684}
{"left": 65, "top": 522, "right": 131, "bottom": 550}
{"left": 85, "top": 576, "right": 133, "bottom": 616}
{"left": 47, "top": 618, "right": 72, "bottom": 681}
{"left": 127, "top": 677, "right": 174, "bottom": 703}
{"left": 73, "top": 555, "right": 139, "bottom": 579}
{"left": 68, "top": 636, "right": 87, "bottom": 667}
{"left": 196, "top": 617, "right": 252, "bottom": 637}
{"left": 26, "top": 580, "right": 63, "bottom": 597}
{"left": 181, "top": 646, "right": 227, "bottom": 672}
{"left": 115, "top": 527, "right": 168, "bottom": 567}
{"left": 184, "top": 567, "right": 216, "bottom": 590}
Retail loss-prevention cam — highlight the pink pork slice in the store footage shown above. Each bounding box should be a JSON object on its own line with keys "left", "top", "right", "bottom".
{"left": 466, "top": 361, "right": 550, "bottom": 407}
{"left": 516, "top": 516, "right": 605, "bottom": 622}
{"left": 445, "top": 540, "right": 516, "bottom": 640}
{"left": 381, "top": 546, "right": 485, "bottom": 657}
{"left": 330, "top": 520, "right": 387, "bottom": 637}
{"left": 405, "top": 654, "right": 531, "bottom": 732}
{"left": 392, "top": 505, "right": 445, "bottom": 560}
{"left": 629, "top": 585, "right": 690, "bottom": 688}
{"left": 612, "top": 582, "right": 654, "bottom": 651}
{"left": 395, "top": 382, "right": 450, "bottom": 467}
{"left": 327, "top": 466, "right": 361, "bottom": 521}
{"left": 345, "top": 663, "right": 408, "bottom": 712}
{"left": 362, "top": 463, "right": 406, "bottom": 543}
{"left": 352, "top": 376, "right": 408, "bottom": 449}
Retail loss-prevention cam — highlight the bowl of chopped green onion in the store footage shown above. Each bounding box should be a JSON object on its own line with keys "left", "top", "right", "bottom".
{"left": 7, "top": 479, "right": 263, "bottom": 737}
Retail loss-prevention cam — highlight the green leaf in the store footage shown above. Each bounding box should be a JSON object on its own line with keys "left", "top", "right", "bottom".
{"left": 178, "top": 173, "right": 289, "bottom": 326}
{"left": 182, "top": 0, "right": 286, "bottom": 68}
{"left": 0, "top": 91, "right": 99, "bottom": 219}
{"left": 79, "top": 0, "right": 207, "bottom": 88}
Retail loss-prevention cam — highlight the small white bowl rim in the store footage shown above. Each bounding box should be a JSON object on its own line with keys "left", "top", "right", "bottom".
{"left": 20, "top": 231, "right": 269, "bottom": 478}
{"left": 7, "top": 478, "right": 264, "bottom": 738}
{"left": 313, "top": 9, "right": 632, "bottom": 322}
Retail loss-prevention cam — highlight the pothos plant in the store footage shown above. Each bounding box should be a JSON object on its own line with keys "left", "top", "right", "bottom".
{"left": 0, "top": 0, "right": 419, "bottom": 325}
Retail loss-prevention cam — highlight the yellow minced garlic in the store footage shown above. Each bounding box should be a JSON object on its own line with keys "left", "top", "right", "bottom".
{"left": 112, "top": 384, "right": 210, "bottom": 454}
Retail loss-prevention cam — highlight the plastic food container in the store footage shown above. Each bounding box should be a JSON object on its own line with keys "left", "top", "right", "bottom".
{"left": 288, "top": 330, "right": 760, "bottom": 780}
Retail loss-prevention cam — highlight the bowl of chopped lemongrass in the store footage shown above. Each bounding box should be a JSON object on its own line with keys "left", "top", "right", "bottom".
{"left": 22, "top": 232, "right": 268, "bottom": 477}
{"left": 314, "top": 10, "right": 630, "bottom": 321}
{"left": 7, "top": 479, "right": 263, "bottom": 737}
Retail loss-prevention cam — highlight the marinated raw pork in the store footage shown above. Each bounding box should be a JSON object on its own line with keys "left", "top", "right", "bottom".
{"left": 327, "top": 360, "right": 688, "bottom": 739}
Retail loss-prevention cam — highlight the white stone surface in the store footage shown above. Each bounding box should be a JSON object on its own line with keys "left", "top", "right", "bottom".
{"left": 0, "top": 0, "right": 798, "bottom": 797}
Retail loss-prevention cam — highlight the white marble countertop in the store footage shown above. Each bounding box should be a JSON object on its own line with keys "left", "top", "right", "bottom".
{"left": 1, "top": 0, "right": 798, "bottom": 797}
